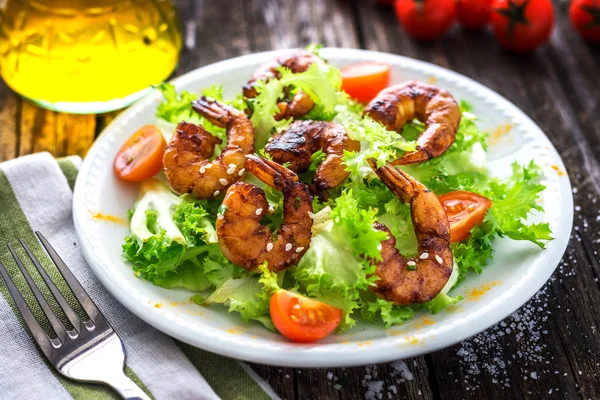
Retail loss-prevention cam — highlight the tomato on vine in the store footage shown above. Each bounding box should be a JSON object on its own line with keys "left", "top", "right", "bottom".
{"left": 490, "top": 0, "right": 554, "bottom": 52}
{"left": 394, "top": 0, "right": 457, "bottom": 40}
{"left": 570, "top": 0, "right": 600, "bottom": 43}
{"left": 457, "top": 0, "right": 493, "bottom": 30}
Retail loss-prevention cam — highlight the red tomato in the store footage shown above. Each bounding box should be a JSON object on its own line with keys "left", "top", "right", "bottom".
{"left": 341, "top": 62, "right": 391, "bottom": 103}
{"left": 570, "top": 0, "right": 600, "bottom": 43}
{"left": 394, "top": 0, "right": 457, "bottom": 40}
{"left": 270, "top": 290, "right": 342, "bottom": 343}
{"left": 457, "top": 0, "right": 493, "bottom": 29}
{"left": 438, "top": 191, "right": 492, "bottom": 242}
{"left": 113, "top": 125, "right": 166, "bottom": 181}
{"left": 490, "top": 0, "right": 554, "bottom": 52}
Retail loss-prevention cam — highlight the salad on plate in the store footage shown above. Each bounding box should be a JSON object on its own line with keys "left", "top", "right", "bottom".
{"left": 114, "top": 46, "right": 553, "bottom": 343}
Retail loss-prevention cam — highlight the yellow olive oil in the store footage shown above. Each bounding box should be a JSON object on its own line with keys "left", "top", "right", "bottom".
{"left": 0, "top": 0, "right": 181, "bottom": 110}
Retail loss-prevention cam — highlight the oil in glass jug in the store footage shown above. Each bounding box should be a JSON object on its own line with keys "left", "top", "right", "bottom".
{"left": 0, "top": 0, "right": 182, "bottom": 113}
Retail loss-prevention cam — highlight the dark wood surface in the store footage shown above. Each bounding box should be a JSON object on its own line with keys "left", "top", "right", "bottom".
{"left": 1, "top": 1, "right": 599, "bottom": 399}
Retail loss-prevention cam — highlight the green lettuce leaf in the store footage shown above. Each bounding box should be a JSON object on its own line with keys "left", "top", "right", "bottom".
{"left": 250, "top": 63, "right": 346, "bottom": 147}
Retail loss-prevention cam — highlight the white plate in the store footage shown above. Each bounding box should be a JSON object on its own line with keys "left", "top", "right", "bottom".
{"left": 73, "top": 48, "right": 573, "bottom": 367}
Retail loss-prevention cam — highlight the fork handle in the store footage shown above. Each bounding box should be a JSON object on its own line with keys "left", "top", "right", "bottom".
{"left": 103, "top": 372, "right": 151, "bottom": 400}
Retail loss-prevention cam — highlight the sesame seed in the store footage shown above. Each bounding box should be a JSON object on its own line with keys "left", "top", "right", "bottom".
{"left": 435, "top": 255, "right": 443, "bottom": 264}
{"left": 217, "top": 214, "right": 224, "bottom": 220}
{"left": 266, "top": 243, "right": 274, "bottom": 252}
{"left": 296, "top": 247, "right": 304, "bottom": 253}
{"left": 238, "top": 168, "right": 245, "bottom": 176}
{"left": 407, "top": 261, "right": 416, "bottom": 266}
{"left": 227, "top": 168, "right": 235, "bottom": 175}
{"left": 219, "top": 178, "right": 227, "bottom": 185}
{"left": 200, "top": 167, "right": 206, "bottom": 174}
{"left": 420, "top": 252, "right": 429, "bottom": 259}
{"left": 205, "top": 164, "right": 213, "bottom": 169}
{"left": 307, "top": 211, "right": 315, "bottom": 219}
{"left": 285, "top": 243, "right": 292, "bottom": 251}
{"left": 255, "top": 208, "right": 263, "bottom": 215}
{"left": 228, "top": 164, "right": 236, "bottom": 168}
{"left": 213, "top": 190, "right": 220, "bottom": 197}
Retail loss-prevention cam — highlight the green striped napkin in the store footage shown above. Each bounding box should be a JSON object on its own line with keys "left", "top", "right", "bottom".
{"left": 0, "top": 152, "right": 277, "bottom": 400}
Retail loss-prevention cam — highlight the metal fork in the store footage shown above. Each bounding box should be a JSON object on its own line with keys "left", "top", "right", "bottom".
{"left": 0, "top": 232, "right": 150, "bottom": 400}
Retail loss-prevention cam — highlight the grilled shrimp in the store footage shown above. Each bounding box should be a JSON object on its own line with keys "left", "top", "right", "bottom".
{"left": 216, "top": 155, "right": 313, "bottom": 272}
{"left": 365, "top": 81, "right": 461, "bottom": 165}
{"left": 264, "top": 120, "right": 360, "bottom": 192}
{"left": 243, "top": 50, "right": 322, "bottom": 120}
{"left": 163, "top": 98, "right": 255, "bottom": 199}
{"left": 368, "top": 159, "right": 453, "bottom": 305}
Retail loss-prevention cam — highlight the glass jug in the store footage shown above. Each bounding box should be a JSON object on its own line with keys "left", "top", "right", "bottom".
{"left": 0, "top": 0, "right": 182, "bottom": 113}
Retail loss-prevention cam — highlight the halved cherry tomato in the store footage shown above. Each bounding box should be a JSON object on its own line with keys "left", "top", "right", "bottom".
{"left": 270, "top": 290, "right": 342, "bottom": 343}
{"left": 113, "top": 125, "right": 166, "bottom": 181}
{"left": 569, "top": 0, "right": 600, "bottom": 43}
{"left": 340, "top": 62, "right": 391, "bottom": 103}
{"left": 438, "top": 191, "right": 492, "bottom": 242}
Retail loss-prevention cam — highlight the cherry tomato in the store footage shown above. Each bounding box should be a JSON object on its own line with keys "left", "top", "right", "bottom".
{"left": 394, "top": 0, "right": 457, "bottom": 40}
{"left": 490, "top": 0, "right": 554, "bottom": 52}
{"left": 457, "top": 0, "right": 493, "bottom": 29}
{"left": 341, "top": 62, "right": 391, "bottom": 103}
{"left": 570, "top": 0, "right": 600, "bottom": 43}
{"left": 270, "top": 290, "right": 342, "bottom": 343}
{"left": 438, "top": 191, "right": 492, "bottom": 242}
{"left": 113, "top": 125, "right": 166, "bottom": 181}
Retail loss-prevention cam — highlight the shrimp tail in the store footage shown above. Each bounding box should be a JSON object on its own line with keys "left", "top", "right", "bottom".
{"left": 192, "top": 96, "right": 235, "bottom": 127}
{"left": 367, "top": 158, "right": 425, "bottom": 203}
{"left": 245, "top": 155, "right": 299, "bottom": 190}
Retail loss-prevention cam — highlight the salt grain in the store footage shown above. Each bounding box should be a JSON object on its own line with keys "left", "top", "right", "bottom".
{"left": 530, "top": 372, "right": 537, "bottom": 380}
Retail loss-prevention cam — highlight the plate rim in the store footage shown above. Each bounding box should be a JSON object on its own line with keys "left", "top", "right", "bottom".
{"left": 73, "top": 47, "right": 573, "bottom": 367}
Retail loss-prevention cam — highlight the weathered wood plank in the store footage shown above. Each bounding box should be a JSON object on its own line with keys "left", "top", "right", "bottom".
{"left": 0, "top": 81, "right": 18, "bottom": 162}
{"left": 18, "top": 101, "right": 96, "bottom": 158}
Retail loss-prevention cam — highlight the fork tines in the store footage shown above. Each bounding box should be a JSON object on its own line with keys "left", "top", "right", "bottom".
{"left": 0, "top": 232, "right": 109, "bottom": 362}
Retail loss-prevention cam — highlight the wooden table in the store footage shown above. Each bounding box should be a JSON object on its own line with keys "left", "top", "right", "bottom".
{"left": 1, "top": 1, "right": 599, "bottom": 398}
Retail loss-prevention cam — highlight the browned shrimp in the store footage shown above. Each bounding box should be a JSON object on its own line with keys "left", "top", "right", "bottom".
{"left": 243, "top": 50, "right": 322, "bottom": 120}
{"left": 264, "top": 120, "right": 360, "bottom": 192}
{"left": 216, "top": 155, "right": 313, "bottom": 272}
{"left": 163, "top": 98, "right": 254, "bottom": 199}
{"left": 367, "top": 159, "right": 453, "bottom": 305}
{"left": 365, "top": 81, "right": 461, "bottom": 165}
